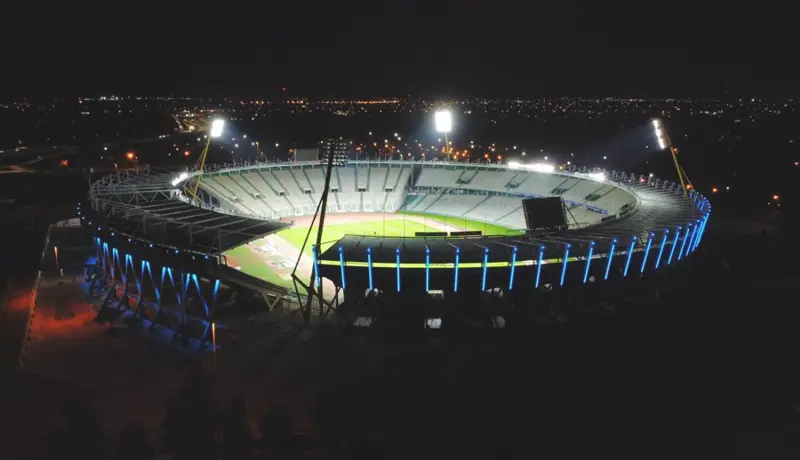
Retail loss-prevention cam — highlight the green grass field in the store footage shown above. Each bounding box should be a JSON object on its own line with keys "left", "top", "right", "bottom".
{"left": 224, "top": 245, "right": 296, "bottom": 290}
{"left": 278, "top": 217, "right": 440, "bottom": 256}
{"left": 223, "top": 212, "right": 521, "bottom": 288}
{"left": 397, "top": 211, "right": 525, "bottom": 237}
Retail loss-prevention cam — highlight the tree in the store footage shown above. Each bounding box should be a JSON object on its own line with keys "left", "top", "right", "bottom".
{"left": 160, "top": 366, "right": 217, "bottom": 460}
{"left": 220, "top": 397, "right": 251, "bottom": 460}
{"left": 115, "top": 420, "right": 154, "bottom": 460}
{"left": 42, "top": 400, "right": 107, "bottom": 460}
{"left": 258, "top": 405, "right": 295, "bottom": 457}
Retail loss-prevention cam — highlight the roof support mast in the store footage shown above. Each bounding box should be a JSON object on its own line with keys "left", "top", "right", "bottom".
{"left": 652, "top": 117, "right": 692, "bottom": 199}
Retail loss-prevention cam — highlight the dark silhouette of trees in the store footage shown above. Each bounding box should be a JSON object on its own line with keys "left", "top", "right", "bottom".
{"left": 220, "top": 396, "right": 251, "bottom": 460}
{"left": 258, "top": 404, "right": 296, "bottom": 458}
{"left": 115, "top": 420, "right": 154, "bottom": 460}
{"left": 42, "top": 400, "right": 107, "bottom": 460}
{"left": 160, "top": 366, "right": 217, "bottom": 460}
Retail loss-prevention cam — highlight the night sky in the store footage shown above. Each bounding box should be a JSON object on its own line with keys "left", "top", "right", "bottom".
{"left": 5, "top": 1, "right": 795, "bottom": 97}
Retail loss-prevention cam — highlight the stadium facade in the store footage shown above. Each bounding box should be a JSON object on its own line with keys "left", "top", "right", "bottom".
{"left": 82, "top": 160, "right": 709, "bottom": 340}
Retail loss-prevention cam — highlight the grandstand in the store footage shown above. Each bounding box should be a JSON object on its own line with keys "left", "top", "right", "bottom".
{"left": 194, "top": 161, "right": 638, "bottom": 232}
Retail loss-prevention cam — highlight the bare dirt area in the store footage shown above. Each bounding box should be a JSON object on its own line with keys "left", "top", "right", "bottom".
{"left": 20, "top": 273, "right": 194, "bottom": 440}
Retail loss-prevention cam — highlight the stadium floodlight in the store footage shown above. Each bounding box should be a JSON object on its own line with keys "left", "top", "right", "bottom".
{"left": 434, "top": 110, "right": 452, "bottom": 133}
{"left": 653, "top": 117, "right": 692, "bottom": 198}
{"left": 528, "top": 163, "right": 556, "bottom": 173}
{"left": 588, "top": 171, "right": 607, "bottom": 181}
{"left": 171, "top": 172, "right": 189, "bottom": 187}
{"left": 210, "top": 119, "right": 225, "bottom": 138}
{"left": 652, "top": 118, "right": 668, "bottom": 150}
{"left": 434, "top": 110, "right": 453, "bottom": 159}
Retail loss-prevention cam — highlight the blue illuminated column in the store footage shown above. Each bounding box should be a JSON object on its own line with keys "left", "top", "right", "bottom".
{"left": 677, "top": 223, "right": 691, "bottom": 261}
{"left": 692, "top": 214, "right": 709, "bottom": 252}
{"left": 684, "top": 220, "right": 699, "bottom": 258}
{"left": 395, "top": 247, "right": 401, "bottom": 292}
{"left": 481, "top": 247, "right": 489, "bottom": 292}
{"left": 535, "top": 245, "right": 544, "bottom": 288}
{"left": 604, "top": 238, "right": 617, "bottom": 280}
{"left": 559, "top": 243, "right": 571, "bottom": 286}
{"left": 583, "top": 241, "right": 595, "bottom": 284}
{"left": 367, "top": 247, "right": 373, "bottom": 291}
{"left": 425, "top": 246, "right": 431, "bottom": 292}
{"left": 654, "top": 229, "right": 669, "bottom": 269}
{"left": 508, "top": 246, "right": 518, "bottom": 290}
{"left": 667, "top": 226, "right": 682, "bottom": 264}
{"left": 623, "top": 236, "right": 637, "bottom": 277}
{"left": 640, "top": 233, "right": 654, "bottom": 273}
{"left": 311, "top": 244, "right": 319, "bottom": 287}
{"left": 453, "top": 247, "right": 461, "bottom": 292}
{"left": 338, "top": 246, "right": 346, "bottom": 289}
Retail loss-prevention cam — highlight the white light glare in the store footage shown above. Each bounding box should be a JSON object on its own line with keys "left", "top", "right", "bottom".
{"left": 210, "top": 119, "right": 225, "bottom": 138}
{"left": 652, "top": 118, "right": 667, "bottom": 149}
{"left": 434, "top": 110, "right": 452, "bottom": 133}
{"left": 588, "top": 171, "right": 607, "bottom": 181}
{"left": 171, "top": 172, "right": 189, "bottom": 187}
{"left": 508, "top": 161, "right": 556, "bottom": 173}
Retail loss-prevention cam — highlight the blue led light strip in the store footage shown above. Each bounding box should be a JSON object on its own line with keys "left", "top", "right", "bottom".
{"left": 623, "top": 236, "right": 637, "bottom": 277}
{"left": 425, "top": 247, "right": 431, "bottom": 292}
{"left": 481, "top": 247, "right": 489, "bottom": 292}
{"left": 640, "top": 233, "right": 654, "bottom": 273}
{"left": 654, "top": 229, "right": 669, "bottom": 269}
{"left": 508, "top": 246, "right": 518, "bottom": 290}
{"left": 667, "top": 227, "right": 681, "bottom": 265}
{"left": 453, "top": 248, "right": 461, "bottom": 292}
{"left": 396, "top": 247, "right": 401, "bottom": 292}
{"left": 677, "top": 223, "right": 691, "bottom": 261}
{"left": 312, "top": 244, "right": 321, "bottom": 288}
{"left": 604, "top": 238, "right": 617, "bottom": 280}
{"left": 560, "top": 243, "right": 571, "bottom": 286}
{"left": 583, "top": 241, "right": 595, "bottom": 284}
{"left": 367, "top": 247, "right": 373, "bottom": 291}
{"left": 535, "top": 245, "right": 544, "bottom": 288}
{"left": 684, "top": 220, "right": 699, "bottom": 258}
{"left": 338, "top": 246, "right": 346, "bottom": 289}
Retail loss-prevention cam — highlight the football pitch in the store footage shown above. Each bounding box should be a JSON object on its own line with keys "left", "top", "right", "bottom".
{"left": 223, "top": 212, "right": 521, "bottom": 290}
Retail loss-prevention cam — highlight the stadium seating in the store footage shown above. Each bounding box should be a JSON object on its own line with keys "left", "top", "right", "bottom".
{"left": 199, "top": 163, "right": 412, "bottom": 219}
{"left": 197, "top": 162, "right": 635, "bottom": 230}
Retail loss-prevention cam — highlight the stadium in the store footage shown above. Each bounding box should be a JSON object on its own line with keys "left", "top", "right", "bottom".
{"left": 81, "top": 158, "right": 709, "bottom": 344}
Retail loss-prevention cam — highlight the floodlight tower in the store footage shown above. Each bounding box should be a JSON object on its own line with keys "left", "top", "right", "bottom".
{"left": 185, "top": 118, "right": 225, "bottom": 202}
{"left": 652, "top": 117, "right": 692, "bottom": 198}
{"left": 434, "top": 109, "right": 453, "bottom": 160}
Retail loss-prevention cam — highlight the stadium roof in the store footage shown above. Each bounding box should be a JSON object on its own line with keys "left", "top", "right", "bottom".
{"left": 88, "top": 168, "right": 288, "bottom": 253}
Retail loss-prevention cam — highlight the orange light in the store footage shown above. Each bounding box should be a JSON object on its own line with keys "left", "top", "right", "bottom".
{"left": 711, "top": 187, "right": 719, "bottom": 193}
{"left": 686, "top": 184, "right": 693, "bottom": 190}
{"left": 773, "top": 194, "right": 780, "bottom": 201}
{"left": 60, "top": 159, "right": 68, "bottom": 167}
{"left": 126, "top": 152, "right": 135, "bottom": 160}
{"left": 184, "top": 150, "right": 191, "bottom": 157}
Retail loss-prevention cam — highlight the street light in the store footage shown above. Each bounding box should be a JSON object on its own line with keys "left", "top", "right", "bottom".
{"left": 434, "top": 110, "right": 452, "bottom": 159}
